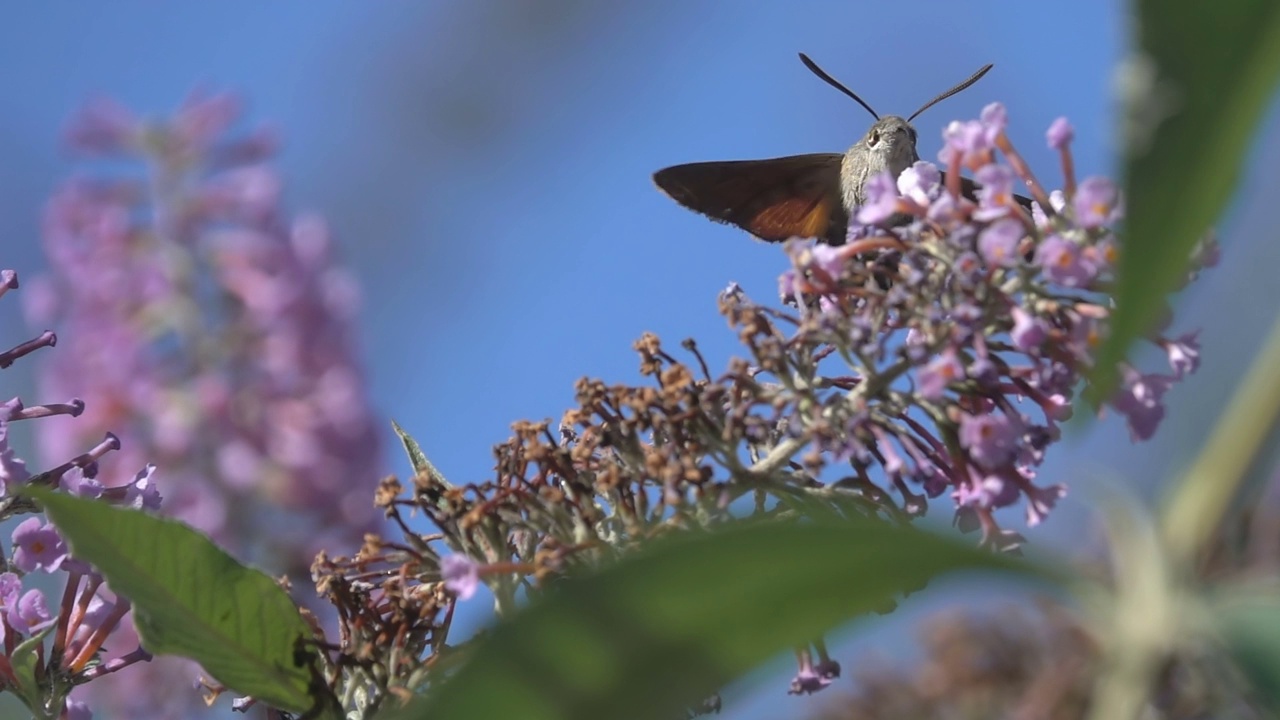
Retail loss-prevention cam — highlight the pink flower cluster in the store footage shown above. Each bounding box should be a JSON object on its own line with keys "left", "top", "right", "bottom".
{"left": 775, "top": 107, "right": 1209, "bottom": 560}
{"left": 22, "top": 91, "right": 385, "bottom": 718}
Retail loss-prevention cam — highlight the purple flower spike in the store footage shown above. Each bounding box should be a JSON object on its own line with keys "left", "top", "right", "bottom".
{"left": 440, "top": 555, "right": 480, "bottom": 600}
{"left": 35, "top": 95, "right": 386, "bottom": 678}
{"left": 11, "top": 518, "right": 69, "bottom": 573}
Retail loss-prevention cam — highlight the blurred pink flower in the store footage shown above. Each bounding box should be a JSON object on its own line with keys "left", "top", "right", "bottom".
{"left": 32, "top": 91, "right": 386, "bottom": 719}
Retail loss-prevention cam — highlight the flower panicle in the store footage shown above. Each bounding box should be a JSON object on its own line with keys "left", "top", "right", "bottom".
{"left": 306, "top": 105, "right": 1208, "bottom": 712}
{"left": 773, "top": 103, "right": 1206, "bottom": 548}
{"left": 28, "top": 88, "right": 384, "bottom": 718}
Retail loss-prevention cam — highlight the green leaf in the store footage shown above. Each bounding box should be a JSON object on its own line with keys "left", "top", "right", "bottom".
{"left": 391, "top": 419, "right": 450, "bottom": 486}
{"left": 22, "top": 486, "right": 325, "bottom": 716}
{"left": 9, "top": 627, "right": 55, "bottom": 716}
{"left": 1215, "top": 591, "right": 1280, "bottom": 710}
{"left": 1094, "top": 0, "right": 1280, "bottom": 396}
{"left": 380, "top": 519, "right": 1044, "bottom": 720}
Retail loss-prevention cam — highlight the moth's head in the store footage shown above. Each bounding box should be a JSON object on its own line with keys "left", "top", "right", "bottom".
{"left": 856, "top": 115, "right": 921, "bottom": 174}
{"left": 798, "top": 52, "right": 993, "bottom": 170}
{"left": 862, "top": 116, "right": 918, "bottom": 155}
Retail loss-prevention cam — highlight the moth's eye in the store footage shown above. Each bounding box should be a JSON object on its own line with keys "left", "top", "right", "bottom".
{"left": 869, "top": 130, "right": 881, "bottom": 145}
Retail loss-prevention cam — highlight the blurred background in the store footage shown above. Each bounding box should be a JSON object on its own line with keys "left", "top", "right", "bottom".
{"left": 1, "top": 1, "right": 1277, "bottom": 718}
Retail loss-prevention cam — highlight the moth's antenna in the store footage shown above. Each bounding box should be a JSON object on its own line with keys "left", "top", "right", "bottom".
{"left": 798, "top": 52, "right": 879, "bottom": 121}
{"left": 908, "top": 64, "right": 994, "bottom": 122}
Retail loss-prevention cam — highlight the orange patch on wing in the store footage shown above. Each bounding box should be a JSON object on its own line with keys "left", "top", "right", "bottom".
{"left": 747, "top": 195, "right": 835, "bottom": 242}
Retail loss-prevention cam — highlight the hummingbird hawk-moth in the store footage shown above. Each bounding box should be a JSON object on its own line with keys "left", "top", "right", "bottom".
{"left": 653, "top": 53, "right": 1021, "bottom": 245}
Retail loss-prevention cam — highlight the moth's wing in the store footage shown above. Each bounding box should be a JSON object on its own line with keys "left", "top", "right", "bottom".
{"left": 946, "top": 172, "right": 1035, "bottom": 210}
{"left": 653, "top": 154, "right": 845, "bottom": 243}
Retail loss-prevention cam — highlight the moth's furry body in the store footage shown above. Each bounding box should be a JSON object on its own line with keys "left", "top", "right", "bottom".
{"left": 840, "top": 116, "right": 920, "bottom": 210}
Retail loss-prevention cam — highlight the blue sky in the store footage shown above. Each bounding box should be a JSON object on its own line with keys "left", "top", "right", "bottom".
{"left": 3, "top": 2, "right": 1280, "bottom": 717}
